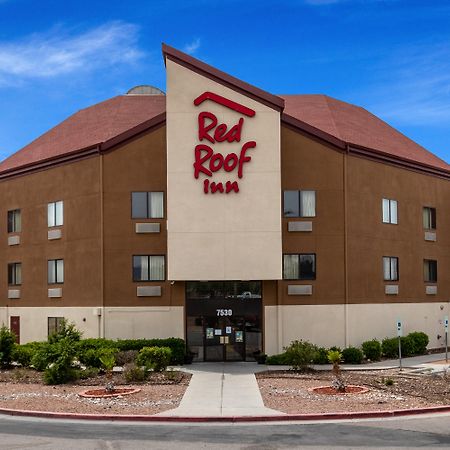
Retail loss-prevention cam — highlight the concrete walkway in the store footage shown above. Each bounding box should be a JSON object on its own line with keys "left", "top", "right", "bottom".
{"left": 159, "top": 362, "right": 283, "bottom": 417}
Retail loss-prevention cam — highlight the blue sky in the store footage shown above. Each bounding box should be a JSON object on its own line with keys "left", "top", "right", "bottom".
{"left": 0, "top": 0, "right": 449, "bottom": 163}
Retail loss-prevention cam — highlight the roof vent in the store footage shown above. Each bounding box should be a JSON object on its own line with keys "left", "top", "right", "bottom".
{"left": 126, "top": 85, "right": 165, "bottom": 95}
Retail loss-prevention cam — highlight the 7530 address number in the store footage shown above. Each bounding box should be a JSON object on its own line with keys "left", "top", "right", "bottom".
{"left": 216, "top": 309, "right": 233, "bottom": 316}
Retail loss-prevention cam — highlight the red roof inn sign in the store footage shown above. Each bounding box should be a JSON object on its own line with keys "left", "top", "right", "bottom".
{"left": 193, "top": 91, "right": 256, "bottom": 194}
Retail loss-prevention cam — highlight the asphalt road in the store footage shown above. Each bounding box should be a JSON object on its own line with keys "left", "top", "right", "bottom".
{"left": 1, "top": 414, "right": 450, "bottom": 449}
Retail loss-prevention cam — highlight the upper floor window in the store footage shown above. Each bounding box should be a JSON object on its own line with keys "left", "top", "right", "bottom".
{"left": 8, "top": 262, "right": 22, "bottom": 286}
{"left": 48, "top": 201, "right": 63, "bottom": 227}
{"left": 132, "top": 192, "right": 164, "bottom": 219}
{"left": 283, "top": 190, "right": 316, "bottom": 218}
{"left": 283, "top": 254, "right": 316, "bottom": 280}
{"left": 133, "top": 255, "right": 165, "bottom": 281}
{"left": 7, "top": 209, "right": 21, "bottom": 233}
{"left": 424, "top": 259, "right": 437, "bottom": 283}
{"left": 423, "top": 207, "right": 436, "bottom": 230}
{"left": 383, "top": 256, "right": 398, "bottom": 281}
{"left": 48, "top": 259, "right": 64, "bottom": 284}
{"left": 382, "top": 198, "right": 397, "bottom": 224}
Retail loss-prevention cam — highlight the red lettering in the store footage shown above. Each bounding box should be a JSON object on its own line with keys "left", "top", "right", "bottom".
{"left": 224, "top": 153, "right": 238, "bottom": 172}
{"left": 210, "top": 182, "right": 224, "bottom": 193}
{"left": 210, "top": 153, "right": 224, "bottom": 172}
{"left": 203, "top": 179, "right": 209, "bottom": 193}
{"left": 198, "top": 112, "right": 217, "bottom": 144}
{"left": 193, "top": 144, "right": 213, "bottom": 178}
{"left": 238, "top": 141, "right": 256, "bottom": 178}
{"left": 226, "top": 181, "right": 239, "bottom": 193}
{"left": 227, "top": 118, "right": 243, "bottom": 142}
{"left": 214, "top": 124, "right": 228, "bottom": 142}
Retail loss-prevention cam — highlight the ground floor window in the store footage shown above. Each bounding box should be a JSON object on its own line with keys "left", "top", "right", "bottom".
{"left": 48, "top": 317, "right": 64, "bottom": 337}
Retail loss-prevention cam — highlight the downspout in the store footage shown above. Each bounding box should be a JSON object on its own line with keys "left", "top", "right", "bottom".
{"left": 344, "top": 144, "right": 349, "bottom": 348}
{"left": 99, "top": 147, "right": 105, "bottom": 339}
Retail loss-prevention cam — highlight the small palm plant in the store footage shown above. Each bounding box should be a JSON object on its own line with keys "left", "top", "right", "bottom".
{"left": 327, "top": 350, "right": 346, "bottom": 392}
{"left": 99, "top": 349, "right": 117, "bottom": 393}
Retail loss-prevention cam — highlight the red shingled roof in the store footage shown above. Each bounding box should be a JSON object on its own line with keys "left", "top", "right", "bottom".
{"left": 0, "top": 95, "right": 165, "bottom": 174}
{"left": 282, "top": 94, "right": 449, "bottom": 171}
{"left": 0, "top": 92, "right": 448, "bottom": 175}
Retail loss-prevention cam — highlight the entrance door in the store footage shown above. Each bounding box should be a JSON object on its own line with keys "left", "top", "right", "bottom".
{"left": 10, "top": 316, "right": 20, "bottom": 344}
{"left": 204, "top": 316, "right": 245, "bottom": 362}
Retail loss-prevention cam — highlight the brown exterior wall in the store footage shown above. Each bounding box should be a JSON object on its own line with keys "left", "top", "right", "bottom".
{"left": 0, "top": 157, "right": 102, "bottom": 307}
{"left": 346, "top": 155, "right": 450, "bottom": 304}
{"left": 279, "top": 126, "right": 346, "bottom": 306}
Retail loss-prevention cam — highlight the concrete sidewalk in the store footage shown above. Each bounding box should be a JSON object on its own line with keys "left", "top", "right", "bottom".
{"left": 158, "top": 363, "right": 283, "bottom": 417}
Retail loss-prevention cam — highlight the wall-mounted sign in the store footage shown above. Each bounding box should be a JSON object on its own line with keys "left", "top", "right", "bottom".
{"left": 193, "top": 91, "right": 256, "bottom": 194}
{"left": 235, "top": 331, "right": 243, "bottom": 343}
{"left": 206, "top": 328, "right": 214, "bottom": 339}
{"left": 226, "top": 326, "right": 232, "bottom": 334}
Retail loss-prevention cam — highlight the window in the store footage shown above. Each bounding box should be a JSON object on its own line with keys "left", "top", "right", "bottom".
{"left": 383, "top": 257, "right": 398, "bottom": 281}
{"left": 8, "top": 262, "right": 22, "bottom": 286}
{"left": 283, "top": 191, "right": 316, "bottom": 217}
{"left": 423, "top": 207, "right": 436, "bottom": 230}
{"left": 48, "top": 259, "right": 64, "bottom": 284}
{"left": 133, "top": 255, "right": 165, "bottom": 281}
{"left": 132, "top": 192, "right": 164, "bottom": 219}
{"left": 424, "top": 259, "right": 437, "bottom": 283}
{"left": 48, "top": 317, "right": 64, "bottom": 337}
{"left": 382, "top": 198, "right": 398, "bottom": 224}
{"left": 283, "top": 254, "right": 316, "bottom": 280}
{"left": 48, "top": 201, "right": 63, "bottom": 227}
{"left": 7, "top": 209, "right": 21, "bottom": 233}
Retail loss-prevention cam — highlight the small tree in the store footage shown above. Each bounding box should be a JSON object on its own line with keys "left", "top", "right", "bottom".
{"left": 327, "top": 350, "right": 346, "bottom": 392}
{"left": 0, "top": 325, "right": 17, "bottom": 368}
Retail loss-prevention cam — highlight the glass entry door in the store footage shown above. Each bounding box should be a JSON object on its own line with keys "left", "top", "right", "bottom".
{"left": 204, "top": 316, "right": 245, "bottom": 362}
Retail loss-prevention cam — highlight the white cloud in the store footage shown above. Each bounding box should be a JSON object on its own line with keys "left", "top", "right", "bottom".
{"left": 366, "top": 43, "right": 450, "bottom": 126}
{"left": 183, "top": 38, "right": 201, "bottom": 55}
{"left": 0, "top": 22, "right": 143, "bottom": 85}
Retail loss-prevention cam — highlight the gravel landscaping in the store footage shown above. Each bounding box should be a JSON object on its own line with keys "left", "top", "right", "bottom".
{"left": 0, "top": 368, "right": 191, "bottom": 415}
{"left": 256, "top": 369, "right": 450, "bottom": 414}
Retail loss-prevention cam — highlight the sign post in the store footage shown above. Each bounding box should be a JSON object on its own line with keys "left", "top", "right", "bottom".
{"left": 445, "top": 316, "right": 448, "bottom": 363}
{"left": 397, "top": 319, "right": 403, "bottom": 371}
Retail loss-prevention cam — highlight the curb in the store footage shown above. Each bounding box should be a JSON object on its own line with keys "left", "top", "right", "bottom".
{"left": 2, "top": 404, "right": 450, "bottom": 423}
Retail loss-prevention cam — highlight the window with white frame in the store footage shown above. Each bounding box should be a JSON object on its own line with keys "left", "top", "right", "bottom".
{"left": 283, "top": 254, "right": 316, "bottom": 280}
{"left": 283, "top": 191, "right": 316, "bottom": 217}
{"left": 133, "top": 255, "right": 165, "bottom": 281}
{"left": 48, "top": 259, "right": 64, "bottom": 284}
{"left": 383, "top": 256, "right": 398, "bottom": 281}
{"left": 48, "top": 201, "right": 63, "bottom": 227}
{"left": 382, "top": 198, "right": 397, "bottom": 224}
{"left": 48, "top": 317, "right": 64, "bottom": 337}
{"left": 131, "top": 192, "right": 164, "bottom": 219}
{"left": 424, "top": 259, "right": 437, "bottom": 283}
{"left": 7, "top": 209, "right": 21, "bottom": 233}
{"left": 8, "top": 262, "right": 22, "bottom": 285}
{"left": 423, "top": 207, "right": 436, "bottom": 230}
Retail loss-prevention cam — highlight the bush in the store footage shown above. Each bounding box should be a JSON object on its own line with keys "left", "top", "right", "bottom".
{"left": 115, "top": 350, "right": 138, "bottom": 366}
{"left": 124, "top": 364, "right": 146, "bottom": 382}
{"left": 362, "top": 339, "right": 382, "bottom": 361}
{"left": 11, "top": 343, "right": 41, "bottom": 367}
{"left": 283, "top": 340, "right": 318, "bottom": 371}
{"left": 136, "top": 346, "right": 172, "bottom": 372}
{"left": 78, "top": 347, "right": 119, "bottom": 369}
{"left": 313, "top": 347, "right": 329, "bottom": 364}
{"left": 342, "top": 347, "right": 363, "bottom": 364}
{"left": 77, "top": 367, "right": 99, "bottom": 380}
{"left": 265, "top": 353, "right": 289, "bottom": 365}
{"left": 48, "top": 320, "right": 82, "bottom": 344}
{"left": 43, "top": 338, "right": 78, "bottom": 385}
{"left": 98, "top": 348, "right": 117, "bottom": 373}
{"left": 382, "top": 337, "right": 399, "bottom": 358}
{"left": 0, "top": 325, "right": 17, "bottom": 367}
{"left": 400, "top": 336, "right": 414, "bottom": 357}
{"left": 408, "top": 331, "right": 429, "bottom": 355}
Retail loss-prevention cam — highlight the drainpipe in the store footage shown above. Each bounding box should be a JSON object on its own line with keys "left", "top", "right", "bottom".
{"left": 343, "top": 144, "right": 349, "bottom": 348}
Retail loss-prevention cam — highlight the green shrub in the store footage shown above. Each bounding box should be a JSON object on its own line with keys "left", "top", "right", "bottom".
{"left": 136, "top": 346, "right": 172, "bottom": 372}
{"left": 400, "top": 336, "right": 414, "bottom": 357}
{"left": 342, "top": 346, "right": 363, "bottom": 364}
{"left": 265, "top": 353, "right": 289, "bottom": 365}
{"left": 124, "top": 364, "right": 146, "bottom": 382}
{"left": 75, "top": 338, "right": 117, "bottom": 354}
{"left": 362, "top": 339, "right": 382, "bottom": 361}
{"left": 12, "top": 344, "right": 36, "bottom": 367}
{"left": 283, "top": 340, "right": 318, "bottom": 371}
{"left": 99, "top": 348, "right": 117, "bottom": 373}
{"left": 77, "top": 367, "right": 99, "bottom": 379}
{"left": 48, "top": 320, "right": 82, "bottom": 344}
{"left": 329, "top": 346, "right": 342, "bottom": 353}
{"left": 115, "top": 350, "right": 138, "bottom": 366}
{"left": 382, "top": 337, "right": 399, "bottom": 358}
{"left": 408, "top": 331, "right": 429, "bottom": 355}
{"left": 0, "top": 325, "right": 17, "bottom": 367}
{"left": 43, "top": 338, "right": 78, "bottom": 385}
{"left": 313, "top": 347, "right": 329, "bottom": 364}
{"left": 78, "top": 347, "right": 119, "bottom": 369}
